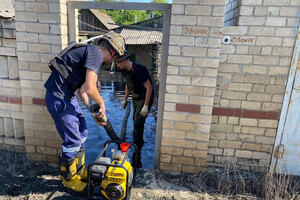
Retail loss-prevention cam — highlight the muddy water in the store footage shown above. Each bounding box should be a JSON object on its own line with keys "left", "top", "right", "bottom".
{"left": 79, "top": 80, "right": 157, "bottom": 169}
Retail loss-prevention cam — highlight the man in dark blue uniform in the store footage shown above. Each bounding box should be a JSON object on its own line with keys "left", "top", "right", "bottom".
{"left": 44, "top": 32, "right": 126, "bottom": 192}
{"left": 115, "top": 51, "right": 154, "bottom": 168}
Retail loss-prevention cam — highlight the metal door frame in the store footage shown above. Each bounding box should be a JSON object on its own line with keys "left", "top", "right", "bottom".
{"left": 67, "top": 1, "right": 172, "bottom": 168}
{"left": 270, "top": 25, "right": 300, "bottom": 173}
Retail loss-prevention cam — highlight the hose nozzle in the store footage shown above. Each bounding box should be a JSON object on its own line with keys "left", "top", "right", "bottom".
{"left": 89, "top": 104, "right": 107, "bottom": 123}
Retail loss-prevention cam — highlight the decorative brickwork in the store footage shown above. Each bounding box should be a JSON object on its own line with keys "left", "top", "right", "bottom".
{"left": 176, "top": 104, "right": 200, "bottom": 113}
{"left": 0, "top": 96, "right": 8, "bottom": 102}
{"left": 212, "top": 107, "right": 280, "bottom": 120}
{"left": 33, "top": 98, "right": 46, "bottom": 106}
{"left": 9, "top": 97, "right": 22, "bottom": 104}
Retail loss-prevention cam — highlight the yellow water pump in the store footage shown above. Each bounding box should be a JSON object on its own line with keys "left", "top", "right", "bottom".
{"left": 101, "top": 160, "right": 133, "bottom": 200}
{"left": 87, "top": 140, "right": 137, "bottom": 200}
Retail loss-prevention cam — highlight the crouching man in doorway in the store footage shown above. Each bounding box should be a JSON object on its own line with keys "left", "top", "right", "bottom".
{"left": 115, "top": 50, "right": 154, "bottom": 168}
{"left": 44, "top": 32, "right": 126, "bottom": 192}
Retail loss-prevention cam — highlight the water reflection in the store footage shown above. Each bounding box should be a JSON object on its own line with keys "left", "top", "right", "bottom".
{"left": 79, "top": 81, "right": 157, "bottom": 169}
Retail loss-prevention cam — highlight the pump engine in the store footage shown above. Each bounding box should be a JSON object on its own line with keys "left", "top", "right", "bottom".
{"left": 87, "top": 141, "right": 137, "bottom": 200}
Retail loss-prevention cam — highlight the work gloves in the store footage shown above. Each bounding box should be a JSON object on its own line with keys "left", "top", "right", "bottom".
{"left": 140, "top": 105, "right": 148, "bottom": 117}
{"left": 122, "top": 99, "right": 128, "bottom": 109}
{"left": 122, "top": 99, "right": 148, "bottom": 117}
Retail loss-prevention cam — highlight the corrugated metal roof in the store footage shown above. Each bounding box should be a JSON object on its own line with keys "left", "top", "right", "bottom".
{"left": 89, "top": 9, "right": 119, "bottom": 30}
{"left": 120, "top": 28, "right": 162, "bottom": 45}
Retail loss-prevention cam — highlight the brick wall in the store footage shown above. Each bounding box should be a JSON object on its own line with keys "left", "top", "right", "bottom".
{"left": 0, "top": 18, "right": 25, "bottom": 152}
{"left": 160, "top": 0, "right": 225, "bottom": 173}
{"left": 208, "top": 0, "right": 300, "bottom": 172}
{"left": 14, "top": 0, "right": 68, "bottom": 162}
{"left": 224, "top": 0, "right": 240, "bottom": 25}
{"left": 0, "top": 0, "right": 299, "bottom": 174}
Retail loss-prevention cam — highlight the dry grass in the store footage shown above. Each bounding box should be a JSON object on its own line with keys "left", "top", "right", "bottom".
{"left": 264, "top": 172, "right": 300, "bottom": 200}
{"left": 1, "top": 150, "right": 299, "bottom": 200}
{"left": 160, "top": 162, "right": 300, "bottom": 200}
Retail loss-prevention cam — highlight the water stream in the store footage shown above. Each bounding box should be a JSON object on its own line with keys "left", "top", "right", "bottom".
{"left": 79, "top": 81, "right": 157, "bottom": 169}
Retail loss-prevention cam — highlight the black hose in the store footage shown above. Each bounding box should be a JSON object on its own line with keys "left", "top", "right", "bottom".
{"left": 89, "top": 102, "right": 131, "bottom": 142}
{"left": 120, "top": 101, "right": 131, "bottom": 141}
{"left": 103, "top": 118, "right": 123, "bottom": 141}
{"left": 89, "top": 104, "right": 122, "bottom": 141}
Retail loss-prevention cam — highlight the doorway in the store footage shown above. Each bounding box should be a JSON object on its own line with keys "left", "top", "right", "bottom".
{"left": 67, "top": 1, "right": 171, "bottom": 168}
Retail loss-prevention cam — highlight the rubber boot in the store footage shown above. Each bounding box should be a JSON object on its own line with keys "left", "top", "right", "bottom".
{"left": 75, "top": 148, "right": 88, "bottom": 182}
{"left": 59, "top": 156, "right": 87, "bottom": 192}
{"left": 132, "top": 151, "right": 142, "bottom": 168}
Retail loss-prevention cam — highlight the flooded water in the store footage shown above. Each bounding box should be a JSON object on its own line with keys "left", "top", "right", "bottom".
{"left": 79, "top": 81, "right": 157, "bottom": 169}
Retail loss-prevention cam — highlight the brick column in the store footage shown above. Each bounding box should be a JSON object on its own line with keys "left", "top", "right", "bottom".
{"left": 160, "top": 0, "right": 226, "bottom": 173}
{"left": 15, "top": 0, "right": 68, "bottom": 162}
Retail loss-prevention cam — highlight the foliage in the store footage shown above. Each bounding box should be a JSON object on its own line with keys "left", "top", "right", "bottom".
{"left": 102, "top": 9, "right": 148, "bottom": 25}
{"left": 94, "top": 0, "right": 168, "bottom": 25}
{"left": 147, "top": 0, "right": 168, "bottom": 18}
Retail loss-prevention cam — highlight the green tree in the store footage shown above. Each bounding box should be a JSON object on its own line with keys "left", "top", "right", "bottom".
{"left": 95, "top": 0, "right": 168, "bottom": 25}
{"left": 99, "top": 9, "right": 148, "bottom": 25}
{"left": 151, "top": 0, "right": 168, "bottom": 3}
{"left": 114, "top": 10, "right": 148, "bottom": 25}
{"left": 95, "top": 0, "right": 147, "bottom": 24}
{"left": 147, "top": 0, "right": 168, "bottom": 18}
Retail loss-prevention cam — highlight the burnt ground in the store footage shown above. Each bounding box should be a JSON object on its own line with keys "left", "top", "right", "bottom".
{"left": 0, "top": 150, "right": 78, "bottom": 200}
{"left": 0, "top": 150, "right": 207, "bottom": 200}
{"left": 1, "top": 150, "right": 299, "bottom": 200}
